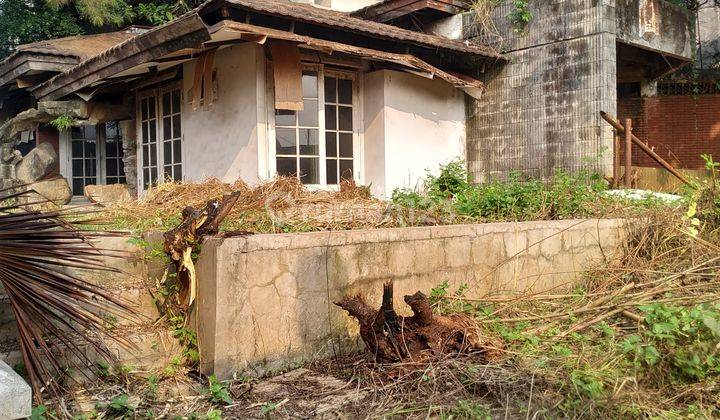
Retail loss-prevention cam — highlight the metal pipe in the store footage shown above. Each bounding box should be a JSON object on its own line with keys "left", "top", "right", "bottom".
{"left": 600, "top": 111, "right": 693, "bottom": 187}
{"left": 625, "top": 118, "right": 633, "bottom": 188}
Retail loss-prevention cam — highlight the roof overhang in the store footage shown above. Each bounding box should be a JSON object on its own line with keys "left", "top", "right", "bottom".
{"left": 208, "top": 20, "right": 484, "bottom": 93}
{"left": 352, "top": 0, "right": 469, "bottom": 24}
{"left": 0, "top": 53, "right": 78, "bottom": 90}
{"left": 32, "top": 13, "right": 211, "bottom": 101}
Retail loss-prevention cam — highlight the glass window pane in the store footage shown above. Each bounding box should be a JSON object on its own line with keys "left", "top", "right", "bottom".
{"left": 107, "top": 159, "right": 117, "bottom": 177}
{"left": 299, "top": 129, "right": 318, "bottom": 155}
{"left": 276, "top": 157, "right": 297, "bottom": 177}
{"left": 325, "top": 132, "right": 337, "bottom": 157}
{"left": 106, "top": 140, "right": 117, "bottom": 158}
{"left": 302, "top": 71, "right": 318, "bottom": 98}
{"left": 143, "top": 169, "right": 149, "bottom": 187}
{"left": 324, "top": 77, "right": 337, "bottom": 102}
{"left": 173, "top": 140, "right": 182, "bottom": 165}
{"left": 325, "top": 105, "right": 336, "bottom": 130}
{"left": 151, "top": 145, "right": 157, "bottom": 165}
{"left": 340, "top": 160, "right": 353, "bottom": 181}
{"left": 338, "top": 79, "right": 353, "bottom": 104}
{"left": 142, "top": 122, "right": 149, "bottom": 143}
{"left": 275, "top": 109, "right": 296, "bottom": 126}
{"left": 105, "top": 122, "right": 118, "bottom": 139}
{"left": 164, "top": 165, "right": 173, "bottom": 181}
{"left": 72, "top": 178, "right": 84, "bottom": 196}
{"left": 85, "top": 159, "right": 96, "bottom": 177}
{"left": 162, "top": 93, "right": 171, "bottom": 117}
{"left": 326, "top": 159, "right": 338, "bottom": 185}
{"left": 72, "top": 140, "right": 83, "bottom": 157}
{"left": 149, "top": 98, "right": 156, "bottom": 118}
{"left": 298, "top": 99, "right": 318, "bottom": 127}
{"left": 71, "top": 127, "right": 83, "bottom": 139}
{"left": 339, "top": 133, "right": 353, "bottom": 158}
{"left": 174, "top": 164, "right": 182, "bottom": 181}
{"left": 119, "top": 160, "right": 125, "bottom": 177}
{"left": 172, "top": 90, "right": 181, "bottom": 113}
{"left": 276, "top": 128, "right": 296, "bottom": 155}
{"left": 150, "top": 167, "right": 157, "bottom": 183}
{"left": 84, "top": 140, "right": 96, "bottom": 158}
{"left": 142, "top": 145, "right": 149, "bottom": 162}
{"left": 164, "top": 141, "right": 172, "bottom": 165}
{"left": 172, "top": 115, "right": 181, "bottom": 139}
{"left": 149, "top": 124, "right": 157, "bottom": 142}
{"left": 339, "top": 106, "right": 352, "bottom": 131}
{"left": 163, "top": 117, "right": 172, "bottom": 140}
{"left": 72, "top": 159, "right": 83, "bottom": 176}
{"left": 141, "top": 99, "right": 148, "bottom": 120}
{"left": 87, "top": 177, "right": 96, "bottom": 186}
{"left": 299, "top": 158, "right": 319, "bottom": 184}
{"left": 84, "top": 125, "right": 96, "bottom": 140}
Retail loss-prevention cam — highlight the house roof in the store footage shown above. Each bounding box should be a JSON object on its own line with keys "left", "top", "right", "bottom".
{"left": 14, "top": 29, "right": 143, "bottom": 60}
{"left": 0, "top": 28, "right": 144, "bottom": 90}
{"left": 206, "top": 0, "right": 500, "bottom": 58}
{"left": 31, "top": 0, "right": 502, "bottom": 101}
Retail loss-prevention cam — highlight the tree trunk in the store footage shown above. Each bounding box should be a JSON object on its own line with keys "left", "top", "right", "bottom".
{"left": 336, "top": 281, "right": 504, "bottom": 363}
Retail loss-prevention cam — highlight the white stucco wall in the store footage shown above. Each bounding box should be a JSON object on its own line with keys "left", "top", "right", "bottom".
{"left": 362, "top": 70, "right": 466, "bottom": 198}
{"left": 181, "top": 43, "right": 266, "bottom": 184}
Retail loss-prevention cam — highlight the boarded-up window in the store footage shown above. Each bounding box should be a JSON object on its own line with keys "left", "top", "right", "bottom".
{"left": 270, "top": 42, "right": 303, "bottom": 111}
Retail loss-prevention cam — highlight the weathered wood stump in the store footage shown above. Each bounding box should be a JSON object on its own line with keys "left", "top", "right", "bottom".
{"left": 336, "top": 282, "right": 504, "bottom": 363}
{"left": 163, "top": 191, "right": 242, "bottom": 309}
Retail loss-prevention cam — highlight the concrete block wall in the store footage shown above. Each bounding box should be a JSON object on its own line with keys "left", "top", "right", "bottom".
{"left": 196, "top": 218, "right": 632, "bottom": 379}
{"left": 464, "top": 0, "right": 617, "bottom": 181}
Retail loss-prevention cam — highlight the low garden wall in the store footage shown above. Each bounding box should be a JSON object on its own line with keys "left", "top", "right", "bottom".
{"left": 195, "top": 218, "right": 632, "bottom": 379}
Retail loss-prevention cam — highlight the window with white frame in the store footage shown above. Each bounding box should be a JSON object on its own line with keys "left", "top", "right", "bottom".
{"left": 104, "top": 122, "right": 125, "bottom": 185}
{"left": 70, "top": 125, "right": 97, "bottom": 196}
{"left": 272, "top": 67, "right": 357, "bottom": 186}
{"left": 139, "top": 84, "right": 183, "bottom": 190}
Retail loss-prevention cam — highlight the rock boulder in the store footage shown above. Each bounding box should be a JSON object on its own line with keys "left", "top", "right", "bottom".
{"left": 27, "top": 177, "right": 72, "bottom": 207}
{"left": 84, "top": 184, "right": 131, "bottom": 206}
{"left": 14, "top": 142, "right": 57, "bottom": 182}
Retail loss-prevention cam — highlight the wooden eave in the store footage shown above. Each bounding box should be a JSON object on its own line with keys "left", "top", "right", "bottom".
{"left": 352, "top": 0, "right": 468, "bottom": 23}
{"left": 208, "top": 20, "right": 484, "bottom": 92}
{"left": 0, "top": 54, "right": 77, "bottom": 89}
{"left": 32, "top": 13, "right": 211, "bottom": 101}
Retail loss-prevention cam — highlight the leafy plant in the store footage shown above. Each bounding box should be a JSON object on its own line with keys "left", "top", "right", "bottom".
{"left": 96, "top": 395, "right": 135, "bottom": 418}
{"left": 507, "top": 0, "right": 532, "bottom": 34}
{"left": 48, "top": 115, "right": 76, "bottom": 130}
{"left": 206, "top": 375, "right": 232, "bottom": 405}
{"left": 0, "top": 185, "right": 136, "bottom": 401}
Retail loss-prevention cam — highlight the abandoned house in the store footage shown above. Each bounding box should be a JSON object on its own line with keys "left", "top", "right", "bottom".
{"left": 0, "top": 0, "right": 698, "bottom": 202}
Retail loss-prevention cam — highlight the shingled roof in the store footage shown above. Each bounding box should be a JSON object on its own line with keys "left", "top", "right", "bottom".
{"left": 205, "top": 0, "right": 500, "bottom": 58}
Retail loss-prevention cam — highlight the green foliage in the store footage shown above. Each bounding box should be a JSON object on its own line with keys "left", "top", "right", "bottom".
{"left": 136, "top": 3, "right": 176, "bottom": 25}
{"left": 392, "top": 160, "right": 609, "bottom": 223}
{"left": 31, "top": 405, "right": 51, "bottom": 420}
{"left": 206, "top": 375, "right": 233, "bottom": 405}
{"left": 0, "top": 0, "right": 82, "bottom": 59}
{"left": 96, "top": 395, "right": 135, "bottom": 418}
{"left": 48, "top": 115, "right": 76, "bottom": 131}
{"left": 622, "top": 303, "right": 720, "bottom": 380}
{"left": 507, "top": 0, "right": 532, "bottom": 34}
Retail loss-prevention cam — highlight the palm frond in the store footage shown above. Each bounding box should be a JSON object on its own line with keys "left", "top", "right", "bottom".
{"left": 0, "top": 185, "right": 138, "bottom": 402}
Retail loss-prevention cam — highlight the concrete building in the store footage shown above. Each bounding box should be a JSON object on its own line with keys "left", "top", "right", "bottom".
{"left": 0, "top": 0, "right": 697, "bottom": 202}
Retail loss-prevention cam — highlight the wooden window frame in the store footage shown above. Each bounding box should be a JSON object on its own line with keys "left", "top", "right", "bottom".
{"left": 267, "top": 63, "right": 362, "bottom": 190}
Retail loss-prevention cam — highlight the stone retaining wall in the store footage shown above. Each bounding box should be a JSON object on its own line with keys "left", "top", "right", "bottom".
{"left": 196, "top": 218, "right": 632, "bottom": 379}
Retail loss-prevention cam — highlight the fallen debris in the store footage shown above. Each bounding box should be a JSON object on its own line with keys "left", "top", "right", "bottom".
{"left": 336, "top": 281, "right": 503, "bottom": 363}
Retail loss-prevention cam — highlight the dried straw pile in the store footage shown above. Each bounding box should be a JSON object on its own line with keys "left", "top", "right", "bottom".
{"left": 104, "top": 177, "right": 410, "bottom": 233}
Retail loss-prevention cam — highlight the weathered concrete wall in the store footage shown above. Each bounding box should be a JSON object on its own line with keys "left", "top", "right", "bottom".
{"left": 698, "top": 4, "right": 720, "bottom": 68}
{"left": 0, "top": 235, "right": 180, "bottom": 372}
{"left": 463, "top": 0, "right": 693, "bottom": 182}
{"left": 464, "top": 0, "right": 617, "bottom": 181}
{"left": 196, "top": 218, "right": 631, "bottom": 379}
{"left": 616, "top": 0, "right": 694, "bottom": 58}
{"left": 362, "top": 70, "right": 466, "bottom": 197}
{"left": 182, "top": 43, "right": 266, "bottom": 184}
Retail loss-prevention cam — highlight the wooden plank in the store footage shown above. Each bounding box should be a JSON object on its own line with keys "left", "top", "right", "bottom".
{"left": 270, "top": 42, "right": 303, "bottom": 111}
{"left": 624, "top": 118, "right": 633, "bottom": 188}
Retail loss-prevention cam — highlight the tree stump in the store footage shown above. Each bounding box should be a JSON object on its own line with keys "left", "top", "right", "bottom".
{"left": 336, "top": 282, "right": 504, "bottom": 363}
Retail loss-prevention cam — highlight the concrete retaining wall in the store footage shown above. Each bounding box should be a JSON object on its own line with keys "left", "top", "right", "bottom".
{"left": 196, "top": 218, "right": 631, "bottom": 379}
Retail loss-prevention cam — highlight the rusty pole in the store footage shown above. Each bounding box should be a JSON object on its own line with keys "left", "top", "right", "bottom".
{"left": 624, "top": 118, "right": 632, "bottom": 188}
{"left": 613, "top": 129, "right": 621, "bottom": 188}
{"left": 600, "top": 111, "right": 693, "bottom": 187}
